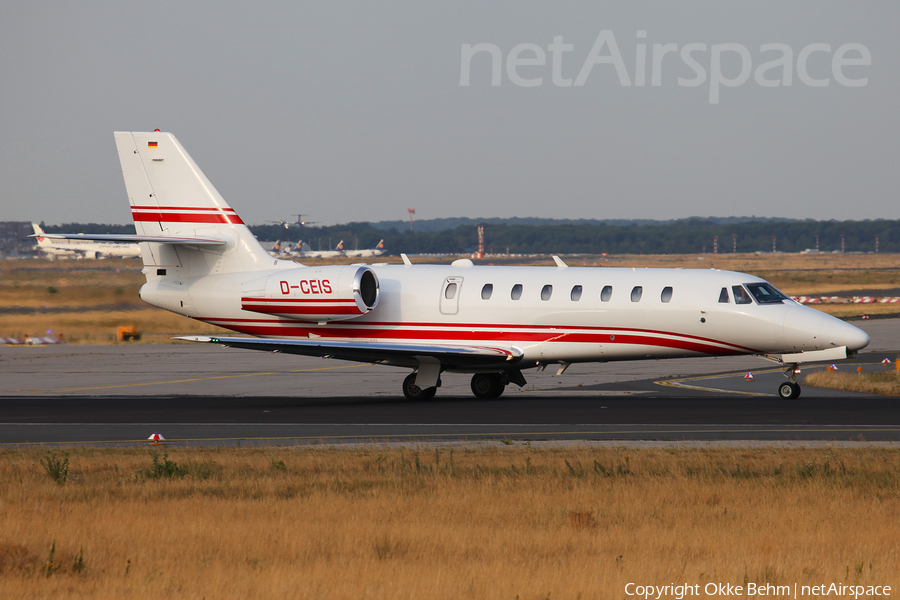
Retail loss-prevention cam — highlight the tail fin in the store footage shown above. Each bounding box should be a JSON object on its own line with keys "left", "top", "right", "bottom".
{"left": 376, "top": 239, "right": 384, "bottom": 249}
{"left": 336, "top": 240, "right": 344, "bottom": 251}
{"left": 115, "top": 131, "right": 274, "bottom": 276}
{"left": 31, "top": 223, "right": 46, "bottom": 245}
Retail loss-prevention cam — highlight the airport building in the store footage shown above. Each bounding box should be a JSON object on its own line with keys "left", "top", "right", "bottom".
{"left": 0, "top": 221, "right": 37, "bottom": 257}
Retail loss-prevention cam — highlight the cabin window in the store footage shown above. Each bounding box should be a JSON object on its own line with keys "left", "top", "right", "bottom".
{"left": 481, "top": 283, "right": 493, "bottom": 300}
{"left": 661, "top": 286, "right": 673, "bottom": 303}
{"left": 541, "top": 285, "right": 553, "bottom": 301}
{"left": 718, "top": 288, "right": 730, "bottom": 303}
{"left": 570, "top": 285, "right": 583, "bottom": 301}
{"left": 511, "top": 284, "right": 523, "bottom": 300}
{"left": 732, "top": 285, "right": 752, "bottom": 304}
{"left": 745, "top": 283, "right": 788, "bottom": 304}
{"left": 601, "top": 286, "right": 612, "bottom": 302}
{"left": 444, "top": 282, "right": 458, "bottom": 300}
{"left": 631, "top": 286, "right": 643, "bottom": 302}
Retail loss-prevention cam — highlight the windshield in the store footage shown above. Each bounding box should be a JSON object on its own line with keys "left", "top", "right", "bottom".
{"left": 745, "top": 283, "right": 789, "bottom": 304}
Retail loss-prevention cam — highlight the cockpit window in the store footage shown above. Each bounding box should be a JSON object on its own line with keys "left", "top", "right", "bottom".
{"left": 745, "top": 283, "right": 789, "bottom": 304}
{"left": 718, "top": 288, "right": 730, "bottom": 303}
{"left": 732, "top": 285, "right": 752, "bottom": 305}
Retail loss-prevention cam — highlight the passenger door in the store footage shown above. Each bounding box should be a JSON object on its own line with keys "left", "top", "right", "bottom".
{"left": 440, "top": 277, "right": 463, "bottom": 315}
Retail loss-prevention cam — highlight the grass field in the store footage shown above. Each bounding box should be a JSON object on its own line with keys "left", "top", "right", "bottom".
{"left": 0, "top": 446, "right": 898, "bottom": 599}
{"left": 2, "top": 254, "right": 898, "bottom": 343}
{"left": 806, "top": 369, "right": 900, "bottom": 396}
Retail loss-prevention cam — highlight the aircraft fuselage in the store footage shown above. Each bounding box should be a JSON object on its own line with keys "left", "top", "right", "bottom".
{"left": 141, "top": 263, "right": 869, "bottom": 369}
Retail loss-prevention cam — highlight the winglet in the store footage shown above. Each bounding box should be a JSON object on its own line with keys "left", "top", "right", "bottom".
{"left": 401, "top": 254, "right": 412, "bottom": 266}
{"left": 552, "top": 255, "right": 568, "bottom": 268}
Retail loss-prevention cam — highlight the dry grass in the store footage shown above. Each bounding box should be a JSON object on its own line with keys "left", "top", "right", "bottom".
{"left": 0, "top": 446, "right": 898, "bottom": 599}
{"left": 805, "top": 369, "right": 900, "bottom": 396}
{"left": 603, "top": 254, "right": 900, "bottom": 297}
{"left": 0, "top": 260, "right": 228, "bottom": 343}
{"left": 808, "top": 304, "right": 900, "bottom": 319}
{"left": 0, "top": 309, "right": 230, "bottom": 344}
{"left": 606, "top": 252, "right": 900, "bottom": 273}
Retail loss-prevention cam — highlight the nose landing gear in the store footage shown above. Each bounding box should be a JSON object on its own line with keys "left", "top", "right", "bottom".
{"left": 778, "top": 364, "right": 802, "bottom": 399}
{"left": 778, "top": 381, "right": 801, "bottom": 399}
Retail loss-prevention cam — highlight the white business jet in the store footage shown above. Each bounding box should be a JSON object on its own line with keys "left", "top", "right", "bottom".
{"left": 50, "top": 132, "right": 869, "bottom": 400}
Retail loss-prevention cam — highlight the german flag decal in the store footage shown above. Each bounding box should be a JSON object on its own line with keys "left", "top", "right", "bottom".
{"left": 148, "top": 141, "right": 158, "bottom": 148}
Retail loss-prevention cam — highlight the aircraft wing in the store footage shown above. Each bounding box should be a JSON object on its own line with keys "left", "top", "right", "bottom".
{"left": 174, "top": 335, "right": 524, "bottom": 369}
{"left": 31, "top": 234, "right": 226, "bottom": 245}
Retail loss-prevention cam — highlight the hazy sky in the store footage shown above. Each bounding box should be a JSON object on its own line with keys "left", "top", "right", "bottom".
{"left": 1, "top": 1, "right": 897, "bottom": 226}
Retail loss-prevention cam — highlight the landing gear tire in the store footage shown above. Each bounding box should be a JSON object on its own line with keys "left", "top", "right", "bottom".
{"left": 778, "top": 382, "right": 801, "bottom": 400}
{"left": 402, "top": 373, "right": 436, "bottom": 401}
{"left": 471, "top": 373, "right": 505, "bottom": 399}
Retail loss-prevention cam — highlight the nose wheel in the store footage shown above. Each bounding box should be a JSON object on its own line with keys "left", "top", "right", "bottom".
{"left": 778, "top": 363, "right": 802, "bottom": 399}
{"left": 778, "top": 381, "right": 801, "bottom": 399}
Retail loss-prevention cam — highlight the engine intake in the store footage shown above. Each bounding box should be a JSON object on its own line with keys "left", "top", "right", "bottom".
{"left": 241, "top": 265, "right": 379, "bottom": 322}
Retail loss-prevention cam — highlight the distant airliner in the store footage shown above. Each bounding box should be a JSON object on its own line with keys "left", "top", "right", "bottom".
{"left": 50, "top": 132, "right": 870, "bottom": 400}
{"left": 345, "top": 240, "right": 386, "bottom": 258}
{"left": 31, "top": 223, "right": 141, "bottom": 259}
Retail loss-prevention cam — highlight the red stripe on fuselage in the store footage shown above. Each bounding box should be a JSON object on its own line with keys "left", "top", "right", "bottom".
{"left": 194, "top": 318, "right": 751, "bottom": 355}
{"left": 240, "top": 297, "right": 357, "bottom": 304}
{"left": 197, "top": 317, "right": 755, "bottom": 354}
{"left": 241, "top": 304, "right": 364, "bottom": 315}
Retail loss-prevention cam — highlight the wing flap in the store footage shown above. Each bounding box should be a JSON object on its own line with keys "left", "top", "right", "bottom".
{"left": 174, "top": 336, "right": 523, "bottom": 369}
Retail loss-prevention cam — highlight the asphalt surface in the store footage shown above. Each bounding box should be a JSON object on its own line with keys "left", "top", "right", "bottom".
{"left": 2, "top": 318, "right": 899, "bottom": 447}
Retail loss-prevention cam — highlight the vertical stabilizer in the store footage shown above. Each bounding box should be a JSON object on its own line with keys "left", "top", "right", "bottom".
{"left": 115, "top": 131, "right": 275, "bottom": 276}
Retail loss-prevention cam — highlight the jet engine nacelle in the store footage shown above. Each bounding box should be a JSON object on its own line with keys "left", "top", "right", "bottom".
{"left": 240, "top": 265, "right": 379, "bottom": 322}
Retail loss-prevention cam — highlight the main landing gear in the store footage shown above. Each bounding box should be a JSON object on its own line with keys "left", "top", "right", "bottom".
{"left": 402, "top": 371, "right": 522, "bottom": 400}
{"left": 470, "top": 373, "right": 505, "bottom": 399}
{"left": 778, "top": 363, "right": 802, "bottom": 399}
{"left": 402, "top": 373, "right": 437, "bottom": 401}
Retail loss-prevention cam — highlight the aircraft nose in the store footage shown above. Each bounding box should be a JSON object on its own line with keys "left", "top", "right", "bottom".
{"left": 783, "top": 306, "right": 870, "bottom": 352}
{"left": 841, "top": 320, "right": 870, "bottom": 352}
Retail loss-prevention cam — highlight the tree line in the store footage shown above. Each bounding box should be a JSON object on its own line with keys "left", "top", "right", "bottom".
{"left": 42, "top": 218, "right": 900, "bottom": 255}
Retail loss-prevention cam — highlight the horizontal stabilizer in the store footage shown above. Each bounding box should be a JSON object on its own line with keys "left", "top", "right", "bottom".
{"left": 31, "top": 233, "right": 226, "bottom": 245}
{"left": 174, "top": 336, "right": 524, "bottom": 369}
